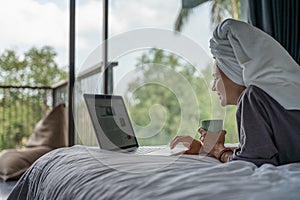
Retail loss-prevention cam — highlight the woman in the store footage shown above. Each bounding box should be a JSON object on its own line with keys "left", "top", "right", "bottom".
{"left": 170, "top": 19, "right": 300, "bottom": 166}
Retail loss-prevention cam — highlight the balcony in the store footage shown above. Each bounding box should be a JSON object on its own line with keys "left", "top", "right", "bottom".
{"left": 0, "top": 85, "right": 62, "bottom": 150}
{"left": 0, "top": 62, "right": 106, "bottom": 150}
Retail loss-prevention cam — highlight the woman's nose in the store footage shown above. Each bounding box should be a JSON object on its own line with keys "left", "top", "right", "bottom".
{"left": 211, "top": 81, "right": 216, "bottom": 91}
{"left": 212, "top": 85, "right": 216, "bottom": 91}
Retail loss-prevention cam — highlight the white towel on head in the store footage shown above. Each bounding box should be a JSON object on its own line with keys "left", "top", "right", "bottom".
{"left": 209, "top": 18, "right": 300, "bottom": 110}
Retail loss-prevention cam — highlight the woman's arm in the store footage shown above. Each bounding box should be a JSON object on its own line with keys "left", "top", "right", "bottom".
{"left": 198, "top": 128, "right": 237, "bottom": 163}
{"left": 169, "top": 130, "right": 238, "bottom": 162}
{"left": 211, "top": 145, "right": 235, "bottom": 163}
{"left": 170, "top": 136, "right": 202, "bottom": 155}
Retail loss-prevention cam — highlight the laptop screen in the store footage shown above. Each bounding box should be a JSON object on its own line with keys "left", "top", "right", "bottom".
{"left": 84, "top": 94, "right": 138, "bottom": 150}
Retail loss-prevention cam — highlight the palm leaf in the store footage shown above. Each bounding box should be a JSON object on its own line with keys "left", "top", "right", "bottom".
{"left": 182, "top": 0, "right": 210, "bottom": 8}
{"left": 175, "top": 0, "right": 241, "bottom": 32}
{"left": 175, "top": 0, "right": 210, "bottom": 31}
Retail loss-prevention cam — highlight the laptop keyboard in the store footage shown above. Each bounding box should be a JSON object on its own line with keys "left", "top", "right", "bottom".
{"left": 135, "top": 146, "right": 166, "bottom": 155}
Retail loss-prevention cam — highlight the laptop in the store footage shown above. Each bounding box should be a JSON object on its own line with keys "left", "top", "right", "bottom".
{"left": 83, "top": 94, "right": 187, "bottom": 156}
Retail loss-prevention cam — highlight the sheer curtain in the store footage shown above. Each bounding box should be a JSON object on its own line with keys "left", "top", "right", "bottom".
{"left": 248, "top": 0, "right": 300, "bottom": 65}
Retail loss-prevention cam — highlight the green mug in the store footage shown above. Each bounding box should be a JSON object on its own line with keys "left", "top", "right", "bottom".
{"left": 201, "top": 119, "right": 223, "bottom": 133}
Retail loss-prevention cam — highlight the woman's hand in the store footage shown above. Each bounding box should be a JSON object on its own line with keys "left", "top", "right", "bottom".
{"left": 198, "top": 128, "right": 226, "bottom": 157}
{"left": 169, "top": 136, "right": 202, "bottom": 155}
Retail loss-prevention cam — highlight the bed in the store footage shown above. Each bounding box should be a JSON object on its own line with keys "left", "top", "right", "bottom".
{"left": 8, "top": 145, "right": 300, "bottom": 200}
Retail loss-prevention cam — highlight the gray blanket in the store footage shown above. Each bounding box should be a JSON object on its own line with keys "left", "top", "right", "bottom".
{"left": 8, "top": 145, "right": 300, "bottom": 200}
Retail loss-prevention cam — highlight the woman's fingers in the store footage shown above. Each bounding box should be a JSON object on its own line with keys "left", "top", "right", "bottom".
{"left": 198, "top": 127, "right": 207, "bottom": 135}
{"left": 202, "top": 132, "right": 220, "bottom": 153}
{"left": 216, "top": 130, "right": 226, "bottom": 144}
{"left": 170, "top": 136, "right": 183, "bottom": 149}
{"left": 184, "top": 139, "right": 202, "bottom": 155}
{"left": 169, "top": 136, "right": 192, "bottom": 149}
{"left": 219, "top": 130, "right": 227, "bottom": 136}
{"left": 202, "top": 130, "right": 227, "bottom": 153}
{"left": 198, "top": 127, "right": 207, "bottom": 142}
{"left": 170, "top": 136, "right": 202, "bottom": 155}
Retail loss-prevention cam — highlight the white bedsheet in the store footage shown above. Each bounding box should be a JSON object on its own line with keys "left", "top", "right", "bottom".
{"left": 8, "top": 145, "right": 300, "bottom": 200}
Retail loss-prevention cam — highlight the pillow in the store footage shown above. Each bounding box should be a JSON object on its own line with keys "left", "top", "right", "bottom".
{"left": 26, "top": 103, "right": 68, "bottom": 148}
{"left": 0, "top": 146, "right": 53, "bottom": 181}
{"left": 0, "top": 103, "right": 68, "bottom": 181}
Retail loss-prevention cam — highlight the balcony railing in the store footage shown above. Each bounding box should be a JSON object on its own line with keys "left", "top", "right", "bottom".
{"left": 0, "top": 85, "right": 53, "bottom": 150}
{"left": 0, "top": 62, "right": 112, "bottom": 150}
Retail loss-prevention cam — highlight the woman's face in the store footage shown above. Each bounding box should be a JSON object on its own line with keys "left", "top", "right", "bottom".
{"left": 211, "top": 64, "right": 245, "bottom": 106}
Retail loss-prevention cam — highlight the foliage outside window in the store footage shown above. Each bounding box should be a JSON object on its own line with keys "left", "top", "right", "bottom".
{"left": 124, "top": 49, "right": 238, "bottom": 145}
{"left": 0, "top": 46, "right": 67, "bottom": 150}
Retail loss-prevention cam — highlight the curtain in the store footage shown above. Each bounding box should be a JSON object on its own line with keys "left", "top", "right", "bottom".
{"left": 248, "top": 0, "right": 300, "bottom": 65}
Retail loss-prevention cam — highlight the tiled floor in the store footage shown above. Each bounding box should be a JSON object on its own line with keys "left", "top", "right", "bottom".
{"left": 0, "top": 180, "right": 17, "bottom": 200}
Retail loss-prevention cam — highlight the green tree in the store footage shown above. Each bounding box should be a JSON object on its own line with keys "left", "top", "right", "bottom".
{"left": 175, "top": 0, "right": 241, "bottom": 31}
{"left": 0, "top": 46, "right": 66, "bottom": 86}
{"left": 126, "top": 49, "right": 238, "bottom": 146}
{"left": 0, "top": 46, "right": 67, "bottom": 150}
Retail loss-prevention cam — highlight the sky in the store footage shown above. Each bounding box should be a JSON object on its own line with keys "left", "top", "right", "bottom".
{"left": 0, "top": 0, "right": 213, "bottom": 72}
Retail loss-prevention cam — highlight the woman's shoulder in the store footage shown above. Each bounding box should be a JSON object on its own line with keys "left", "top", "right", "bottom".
{"left": 245, "top": 85, "right": 267, "bottom": 95}
{"left": 238, "top": 85, "right": 263, "bottom": 102}
{"left": 242, "top": 85, "right": 272, "bottom": 99}
{"left": 238, "top": 85, "right": 283, "bottom": 109}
